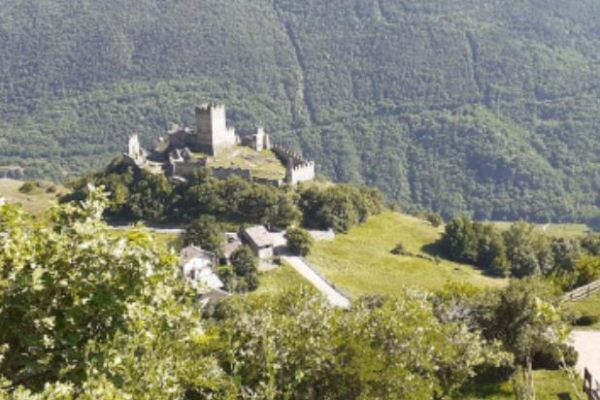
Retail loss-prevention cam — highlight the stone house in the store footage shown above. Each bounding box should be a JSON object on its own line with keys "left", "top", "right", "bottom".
{"left": 241, "top": 225, "right": 275, "bottom": 259}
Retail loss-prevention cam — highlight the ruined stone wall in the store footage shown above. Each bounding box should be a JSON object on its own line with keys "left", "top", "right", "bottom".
{"left": 289, "top": 162, "right": 315, "bottom": 185}
{"left": 272, "top": 145, "right": 315, "bottom": 184}
{"left": 128, "top": 135, "right": 146, "bottom": 165}
{"left": 169, "top": 160, "right": 206, "bottom": 178}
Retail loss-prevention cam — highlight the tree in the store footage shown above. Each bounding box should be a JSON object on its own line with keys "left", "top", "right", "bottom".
{"left": 424, "top": 211, "right": 443, "bottom": 227}
{"left": 285, "top": 227, "right": 314, "bottom": 256}
{"left": 0, "top": 187, "right": 231, "bottom": 395}
{"left": 572, "top": 256, "right": 600, "bottom": 288}
{"left": 217, "top": 289, "right": 509, "bottom": 400}
{"left": 440, "top": 216, "right": 479, "bottom": 263}
{"left": 228, "top": 246, "right": 259, "bottom": 292}
{"left": 268, "top": 192, "right": 301, "bottom": 228}
{"left": 503, "top": 222, "right": 553, "bottom": 278}
{"left": 478, "top": 279, "right": 576, "bottom": 398}
{"left": 183, "top": 215, "right": 224, "bottom": 255}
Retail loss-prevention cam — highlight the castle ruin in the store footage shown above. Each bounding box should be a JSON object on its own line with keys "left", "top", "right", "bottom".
{"left": 125, "top": 104, "right": 315, "bottom": 186}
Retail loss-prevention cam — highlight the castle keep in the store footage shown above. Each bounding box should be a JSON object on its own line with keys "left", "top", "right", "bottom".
{"left": 126, "top": 104, "right": 315, "bottom": 186}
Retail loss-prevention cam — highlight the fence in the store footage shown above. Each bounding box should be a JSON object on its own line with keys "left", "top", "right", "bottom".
{"left": 563, "top": 280, "right": 600, "bottom": 302}
{"left": 584, "top": 368, "right": 600, "bottom": 400}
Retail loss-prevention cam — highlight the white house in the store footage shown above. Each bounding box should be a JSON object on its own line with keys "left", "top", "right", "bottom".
{"left": 180, "top": 245, "right": 224, "bottom": 291}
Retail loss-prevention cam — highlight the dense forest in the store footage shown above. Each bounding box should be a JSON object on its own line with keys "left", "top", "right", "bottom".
{"left": 0, "top": 0, "right": 599, "bottom": 224}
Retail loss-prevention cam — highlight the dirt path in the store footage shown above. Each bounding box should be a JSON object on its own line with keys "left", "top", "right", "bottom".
{"left": 571, "top": 330, "right": 600, "bottom": 380}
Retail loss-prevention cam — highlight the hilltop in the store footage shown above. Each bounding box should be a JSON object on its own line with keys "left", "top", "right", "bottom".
{"left": 0, "top": 0, "right": 599, "bottom": 224}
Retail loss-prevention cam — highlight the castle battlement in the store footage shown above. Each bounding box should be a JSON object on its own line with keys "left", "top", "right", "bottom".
{"left": 125, "top": 104, "right": 315, "bottom": 186}
{"left": 272, "top": 145, "right": 316, "bottom": 184}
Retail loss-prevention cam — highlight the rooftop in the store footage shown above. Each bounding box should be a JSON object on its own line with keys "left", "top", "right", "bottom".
{"left": 242, "top": 225, "right": 274, "bottom": 248}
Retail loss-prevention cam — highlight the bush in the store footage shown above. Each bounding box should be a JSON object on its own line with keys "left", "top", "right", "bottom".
{"left": 424, "top": 212, "right": 443, "bottom": 227}
{"left": 391, "top": 242, "right": 413, "bottom": 256}
{"left": 573, "top": 314, "right": 599, "bottom": 327}
{"left": 228, "top": 246, "right": 259, "bottom": 292}
{"left": 285, "top": 227, "right": 314, "bottom": 256}
{"left": 18, "top": 180, "right": 41, "bottom": 194}
{"left": 183, "top": 215, "right": 224, "bottom": 255}
{"left": 532, "top": 343, "right": 578, "bottom": 369}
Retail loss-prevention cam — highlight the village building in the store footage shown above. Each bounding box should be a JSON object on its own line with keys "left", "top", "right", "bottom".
{"left": 180, "top": 245, "right": 229, "bottom": 305}
{"left": 241, "top": 225, "right": 275, "bottom": 259}
{"left": 125, "top": 104, "right": 316, "bottom": 186}
{"left": 220, "top": 232, "right": 243, "bottom": 264}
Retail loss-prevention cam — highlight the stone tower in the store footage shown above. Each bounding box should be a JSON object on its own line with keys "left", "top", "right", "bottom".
{"left": 193, "top": 104, "right": 237, "bottom": 155}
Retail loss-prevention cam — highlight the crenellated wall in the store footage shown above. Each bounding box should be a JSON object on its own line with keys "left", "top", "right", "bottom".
{"left": 272, "top": 145, "right": 315, "bottom": 184}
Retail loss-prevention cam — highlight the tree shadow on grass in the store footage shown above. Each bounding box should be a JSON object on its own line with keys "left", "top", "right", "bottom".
{"left": 421, "top": 240, "right": 445, "bottom": 259}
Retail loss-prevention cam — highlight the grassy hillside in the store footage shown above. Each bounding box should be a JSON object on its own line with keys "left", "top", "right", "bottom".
{"left": 0, "top": 178, "right": 65, "bottom": 215}
{"left": 308, "top": 212, "right": 505, "bottom": 297}
{"left": 0, "top": 0, "right": 599, "bottom": 224}
{"left": 461, "top": 370, "right": 580, "bottom": 399}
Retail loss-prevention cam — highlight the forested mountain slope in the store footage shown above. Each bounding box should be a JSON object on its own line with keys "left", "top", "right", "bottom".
{"left": 0, "top": 0, "right": 599, "bottom": 223}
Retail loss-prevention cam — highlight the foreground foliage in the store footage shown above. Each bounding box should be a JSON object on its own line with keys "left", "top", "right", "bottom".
{"left": 0, "top": 192, "right": 582, "bottom": 399}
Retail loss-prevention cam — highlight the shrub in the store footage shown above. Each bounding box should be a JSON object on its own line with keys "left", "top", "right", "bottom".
{"left": 226, "top": 246, "right": 259, "bottom": 293}
{"left": 391, "top": 242, "right": 413, "bottom": 256}
{"left": 573, "top": 314, "right": 599, "bottom": 327}
{"left": 532, "top": 343, "right": 578, "bottom": 369}
{"left": 424, "top": 212, "right": 443, "bottom": 227}
{"left": 183, "top": 215, "right": 224, "bottom": 255}
{"left": 285, "top": 227, "right": 314, "bottom": 256}
{"left": 18, "top": 180, "right": 41, "bottom": 194}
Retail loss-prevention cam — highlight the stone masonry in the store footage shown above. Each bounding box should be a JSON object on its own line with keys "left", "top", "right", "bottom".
{"left": 125, "top": 104, "right": 315, "bottom": 186}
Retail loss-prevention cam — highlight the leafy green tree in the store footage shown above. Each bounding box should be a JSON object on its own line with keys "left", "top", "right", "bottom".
{"left": 268, "top": 192, "right": 301, "bottom": 228}
{"left": 581, "top": 234, "right": 600, "bottom": 256}
{"left": 424, "top": 211, "right": 444, "bottom": 227}
{"left": 476, "top": 225, "right": 510, "bottom": 277}
{"left": 228, "top": 246, "right": 259, "bottom": 292}
{"left": 217, "top": 289, "right": 509, "bottom": 400}
{"left": 285, "top": 227, "right": 314, "bottom": 256}
{"left": 0, "top": 187, "right": 231, "bottom": 396}
{"left": 503, "top": 222, "right": 553, "bottom": 278}
{"left": 299, "top": 185, "right": 384, "bottom": 233}
{"left": 184, "top": 215, "right": 224, "bottom": 255}
{"left": 440, "top": 216, "right": 479, "bottom": 264}
{"left": 572, "top": 256, "right": 600, "bottom": 288}
{"left": 478, "top": 279, "right": 576, "bottom": 396}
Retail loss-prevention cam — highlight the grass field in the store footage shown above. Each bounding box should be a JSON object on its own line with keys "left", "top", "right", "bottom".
{"left": 491, "top": 221, "right": 591, "bottom": 238}
{"left": 208, "top": 147, "right": 286, "bottom": 180}
{"left": 0, "top": 178, "right": 66, "bottom": 215}
{"left": 461, "top": 369, "right": 582, "bottom": 399}
{"left": 252, "top": 264, "right": 317, "bottom": 297}
{"left": 564, "top": 291, "right": 600, "bottom": 330}
{"left": 308, "top": 212, "right": 505, "bottom": 297}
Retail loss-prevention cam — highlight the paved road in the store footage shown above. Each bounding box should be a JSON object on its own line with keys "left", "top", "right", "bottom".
{"left": 571, "top": 330, "right": 600, "bottom": 381}
{"left": 282, "top": 256, "right": 351, "bottom": 309}
{"left": 108, "top": 225, "right": 184, "bottom": 234}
